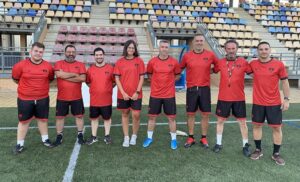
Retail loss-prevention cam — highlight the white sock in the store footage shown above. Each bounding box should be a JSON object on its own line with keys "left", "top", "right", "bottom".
{"left": 41, "top": 135, "right": 49, "bottom": 142}
{"left": 170, "top": 132, "right": 176, "bottom": 140}
{"left": 124, "top": 136, "right": 130, "bottom": 141}
{"left": 17, "top": 140, "right": 24, "bottom": 146}
{"left": 243, "top": 139, "right": 248, "bottom": 147}
{"left": 131, "top": 134, "right": 137, "bottom": 140}
{"left": 147, "top": 131, "right": 153, "bottom": 139}
{"left": 216, "top": 134, "right": 222, "bottom": 145}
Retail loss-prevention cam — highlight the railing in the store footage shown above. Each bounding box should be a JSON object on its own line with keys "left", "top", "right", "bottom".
{"left": 32, "top": 11, "right": 47, "bottom": 43}
{"left": 146, "top": 22, "right": 157, "bottom": 49}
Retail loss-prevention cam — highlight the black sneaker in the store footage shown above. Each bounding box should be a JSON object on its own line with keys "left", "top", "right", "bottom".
{"left": 13, "top": 144, "right": 24, "bottom": 155}
{"left": 104, "top": 135, "right": 112, "bottom": 144}
{"left": 86, "top": 136, "right": 98, "bottom": 145}
{"left": 43, "top": 139, "right": 54, "bottom": 148}
{"left": 77, "top": 133, "right": 85, "bottom": 145}
{"left": 53, "top": 134, "right": 63, "bottom": 147}
{"left": 243, "top": 143, "right": 251, "bottom": 157}
{"left": 212, "top": 144, "right": 222, "bottom": 153}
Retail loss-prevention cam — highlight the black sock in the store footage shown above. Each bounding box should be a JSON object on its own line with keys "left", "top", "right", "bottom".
{"left": 254, "top": 140, "right": 261, "bottom": 150}
{"left": 77, "top": 131, "right": 83, "bottom": 136}
{"left": 57, "top": 132, "right": 63, "bottom": 136}
{"left": 273, "top": 144, "right": 281, "bottom": 154}
{"left": 189, "top": 135, "right": 194, "bottom": 139}
{"left": 201, "top": 135, "right": 206, "bottom": 139}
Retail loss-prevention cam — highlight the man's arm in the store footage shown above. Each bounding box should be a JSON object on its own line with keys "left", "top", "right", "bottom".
{"left": 64, "top": 74, "right": 86, "bottom": 83}
{"left": 281, "top": 79, "right": 290, "bottom": 111}
{"left": 55, "top": 70, "right": 78, "bottom": 79}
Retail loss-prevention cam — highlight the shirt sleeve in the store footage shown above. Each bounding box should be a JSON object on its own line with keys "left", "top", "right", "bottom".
{"left": 146, "top": 59, "right": 153, "bottom": 75}
{"left": 279, "top": 62, "right": 288, "bottom": 80}
{"left": 138, "top": 58, "right": 145, "bottom": 75}
{"left": 48, "top": 64, "right": 55, "bottom": 81}
{"left": 211, "top": 53, "right": 219, "bottom": 73}
{"left": 246, "top": 61, "right": 254, "bottom": 74}
{"left": 79, "top": 63, "right": 86, "bottom": 74}
{"left": 180, "top": 54, "right": 187, "bottom": 69}
{"left": 174, "top": 59, "right": 182, "bottom": 75}
{"left": 113, "top": 61, "right": 121, "bottom": 76}
{"left": 54, "top": 61, "right": 61, "bottom": 71}
{"left": 86, "top": 68, "right": 91, "bottom": 84}
{"left": 12, "top": 61, "right": 22, "bottom": 81}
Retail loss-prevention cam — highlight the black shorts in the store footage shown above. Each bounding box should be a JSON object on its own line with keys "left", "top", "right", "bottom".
{"left": 148, "top": 97, "right": 176, "bottom": 117}
{"left": 56, "top": 99, "right": 85, "bottom": 118}
{"left": 90, "top": 105, "right": 112, "bottom": 120}
{"left": 17, "top": 97, "right": 49, "bottom": 123}
{"left": 117, "top": 98, "right": 142, "bottom": 111}
{"left": 252, "top": 104, "right": 282, "bottom": 127}
{"left": 216, "top": 100, "right": 246, "bottom": 120}
{"left": 186, "top": 86, "right": 211, "bottom": 115}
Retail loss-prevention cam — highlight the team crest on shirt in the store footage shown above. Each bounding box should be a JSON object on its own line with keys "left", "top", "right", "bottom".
{"left": 236, "top": 64, "right": 241, "bottom": 68}
{"left": 105, "top": 71, "right": 110, "bottom": 75}
{"left": 75, "top": 66, "right": 80, "bottom": 69}
{"left": 42, "top": 69, "right": 48, "bottom": 73}
{"left": 203, "top": 57, "right": 209, "bottom": 61}
{"left": 268, "top": 67, "right": 275, "bottom": 72}
{"left": 134, "top": 63, "right": 139, "bottom": 67}
{"left": 168, "top": 64, "right": 174, "bottom": 68}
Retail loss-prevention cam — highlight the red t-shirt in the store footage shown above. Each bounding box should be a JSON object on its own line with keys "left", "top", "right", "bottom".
{"left": 215, "top": 57, "right": 250, "bottom": 101}
{"left": 180, "top": 50, "right": 218, "bottom": 88}
{"left": 12, "top": 59, "right": 54, "bottom": 100}
{"left": 147, "top": 56, "right": 181, "bottom": 98}
{"left": 113, "top": 57, "right": 145, "bottom": 99}
{"left": 249, "top": 59, "right": 288, "bottom": 106}
{"left": 54, "top": 60, "right": 86, "bottom": 101}
{"left": 86, "top": 64, "right": 114, "bottom": 107}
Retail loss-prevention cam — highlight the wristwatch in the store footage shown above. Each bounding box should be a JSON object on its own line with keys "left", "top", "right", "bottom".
{"left": 136, "top": 91, "right": 140, "bottom": 95}
{"left": 284, "top": 97, "right": 290, "bottom": 101}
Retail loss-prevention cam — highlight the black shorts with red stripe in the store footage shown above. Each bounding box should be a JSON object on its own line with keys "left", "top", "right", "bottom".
{"left": 186, "top": 86, "right": 211, "bottom": 114}
{"left": 117, "top": 98, "right": 142, "bottom": 111}
{"left": 56, "top": 99, "right": 85, "bottom": 118}
{"left": 216, "top": 100, "right": 246, "bottom": 120}
{"left": 89, "top": 105, "right": 112, "bottom": 120}
{"left": 148, "top": 97, "right": 176, "bottom": 117}
{"left": 17, "top": 97, "right": 49, "bottom": 123}
{"left": 252, "top": 104, "right": 282, "bottom": 127}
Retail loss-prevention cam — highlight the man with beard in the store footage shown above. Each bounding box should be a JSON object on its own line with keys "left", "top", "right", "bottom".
{"left": 249, "top": 42, "right": 290, "bottom": 165}
{"left": 180, "top": 34, "right": 218, "bottom": 148}
{"left": 12, "top": 42, "right": 54, "bottom": 154}
{"left": 142, "top": 40, "right": 181, "bottom": 150}
{"left": 212, "top": 40, "right": 251, "bottom": 157}
{"left": 85, "top": 48, "right": 114, "bottom": 145}
{"left": 53, "top": 45, "right": 87, "bottom": 146}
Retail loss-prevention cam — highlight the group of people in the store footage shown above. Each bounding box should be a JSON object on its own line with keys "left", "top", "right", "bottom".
{"left": 12, "top": 34, "right": 290, "bottom": 166}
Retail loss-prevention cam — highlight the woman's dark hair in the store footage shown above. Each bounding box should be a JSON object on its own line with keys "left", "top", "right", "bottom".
{"left": 122, "top": 39, "right": 139, "bottom": 57}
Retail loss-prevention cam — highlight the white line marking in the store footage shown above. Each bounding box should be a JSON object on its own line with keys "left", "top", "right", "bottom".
{"left": 0, "top": 119, "right": 299, "bottom": 130}
{"left": 62, "top": 128, "right": 85, "bottom": 182}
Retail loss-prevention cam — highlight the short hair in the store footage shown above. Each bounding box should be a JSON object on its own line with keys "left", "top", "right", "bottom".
{"left": 224, "top": 39, "right": 239, "bottom": 48}
{"left": 122, "top": 39, "right": 139, "bottom": 57}
{"left": 193, "top": 33, "right": 204, "bottom": 39}
{"left": 257, "top": 41, "right": 270, "bottom": 48}
{"left": 31, "top": 42, "right": 45, "bottom": 49}
{"left": 159, "top": 39, "right": 170, "bottom": 45}
{"left": 65, "top": 44, "right": 76, "bottom": 52}
{"left": 93, "top": 47, "right": 105, "bottom": 55}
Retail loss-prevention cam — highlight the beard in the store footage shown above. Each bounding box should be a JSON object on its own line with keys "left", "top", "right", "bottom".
{"left": 226, "top": 54, "right": 236, "bottom": 61}
{"left": 65, "top": 55, "right": 75, "bottom": 62}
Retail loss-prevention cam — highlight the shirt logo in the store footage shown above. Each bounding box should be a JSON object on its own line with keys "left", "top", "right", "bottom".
{"left": 75, "top": 66, "right": 80, "bottom": 69}
{"left": 105, "top": 71, "right": 110, "bottom": 75}
{"left": 268, "top": 67, "right": 274, "bottom": 72}
{"left": 168, "top": 64, "right": 174, "bottom": 68}
{"left": 203, "top": 57, "right": 209, "bottom": 61}
{"left": 236, "top": 64, "right": 241, "bottom": 68}
{"left": 42, "top": 69, "right": 48, "bottom": 73}
{"left": 134, "top": 63, "right": 139, "bottom": 67}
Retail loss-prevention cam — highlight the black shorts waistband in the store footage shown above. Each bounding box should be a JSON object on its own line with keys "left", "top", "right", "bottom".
{"left": 187, "top": 86, "right": 209, "bottom": 91}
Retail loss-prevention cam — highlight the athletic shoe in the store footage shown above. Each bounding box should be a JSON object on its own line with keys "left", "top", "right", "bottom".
{"left": 272, "top": 153, "right": 285, "bottom": 166}
{"left": 122, "top": 138, "right": 130, "bottom": 147}
{"left": 142, "top": 138, "right": 153, "bottom": 148}
{"left": 129, "top": 136, "right": 137, "bottom": 145}
{"left": 200, "top": 137, "right": 209, "bottom": 148}
{"left": 243, "top": 143, "right": 251, "bottom": 157}
{"left": 43, "top": 139, "right": 54, "bottom": 148}
{"left": 52, "top": 134, "right": 63, "bottom": 147}
{"left": 250, "top": 149, "right": 263, "bottom": 160}
{"left": 13, "top": 144, "right": 24, "bottom": 155}
{"left": 77, "top": 133, "right": 85, "bottom": 145}
{"left": 86, "top": 136, "right": 98, "bottom": 145}
{"left": 212, "top": 144, "right": 222, "bottom": 153}
{"left": 104, "top": 135, "right": 112, "bottom": 144}
{"left": 184, "top": 137, "right": 195, "bottom": 148}
{"left": 170, "top": 139, "right": 177, "bottom": 150}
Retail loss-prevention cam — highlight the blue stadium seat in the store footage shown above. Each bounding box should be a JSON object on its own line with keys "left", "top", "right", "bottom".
{"left": 58, "top": 5, "right": 66, "bottom": 11}
{"left": 208, "top": 7, "right": 214, "bottom": 12}
{"left": 273, "top": 11, "right": 279, "bottom": 15}
{"left": 206, "top": 12, "right": 213, "bottom": 18}
{"left": 199, "top": 12, "right": 206, "bottom": 17}
{"left": 167, "top": 5, "right": 174, "bottom": 11}
{"left": 124, "top": 8, "right": 132, "bottom": 14}
{"left": 185, "top": 1, "right": 192, "bottom": 6}
{"left": 18, "top": 9, "right": 27, "bottom": 15}
{"left": 157, "top": 15, "right": 165, "bottom": 22}
{"left": 225, "top": 18, "right": 233, "bottom": 24}
{"left": 192, "top": 11, "right": 199, "bottom": 17}
{"left": 18, "top": 0, "right": 26, "bottom": 3}
{"left": 267, "top": 15, "right": 274, "bottom": 20}
{"left": 217, "top": 2, "right": 223, "bottom": 8}
{"left": 27, "top": 0, "right": 35, "bottom": 3}
{"left": 7, "top": 8, "right": 17, "bottom": 16}
{"left": 66, "top": 5, "right": 74, "bottom": 12}
{"left": 153, "top": 5, "right": 160, "bottom": 10}
{"left": 275, "top": 27, "right": 283, "bottom": 33}
{"left": 83, "top": 6, "right": 91, "bottom": 12}
{"left": 283, "top": 27, "right": 290, "bottom": 33}
{"left": 268, "top": 27, "right": 276, "bottom": 33}
{"left": 221, "top": 8, "right": 228, "bottom": 13}
{"left": 161, "top": 4, "right": 167, "bottom": 10}
{"left": 215, "top": 8, "right": 222, "bottom": 13}
{"left": 109, "top": 7, "right": 117, "bottom": 13}
{"left": 27, "top": 9, "right": 36, "bottom": 16}
{"left": 49, "top": 5, "right": 58, "bottom": 11}
{"left": 274, "top": 16, "right": 280, "bottom": 21}
{"left": 173, "top": 16, "right": 180, "bottom": 22}
{"left": 280, "top": 16, "right": 287, "bottom": 21}
{"left": 178, "top": 1, "right": 184, "bottom": 6}
{"left": 239, "top": 19, "right": 247, "bottom": 25}
{"left": 130, "top": 0, "right": 137, "bottom": 3}
{"left": 279, "top": 6, "right": 286, "bottom": 11}
{"left": 242, "top": 3, "right": 250, "bottom": 10}
{"left": 35, "top": 0, "right": 44, "bottom": 4}
{"left": 291, "top": 7, "right": 297, "bottom": 12}
{"left": 232, "top": 18, "right": 239, "bottom": 24}
{"left": 132, "top": 9, "right": 140, "bottom": 14}
{"left": 165, "top": 16, "right": 172, "bottom": 22}
{"left": 116, "top": 0, "right": 124, "bottom": 3}
{"left": 140, "top": 9, "right": 147, "bottom": 15}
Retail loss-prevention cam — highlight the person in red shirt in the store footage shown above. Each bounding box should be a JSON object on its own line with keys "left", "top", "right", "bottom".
{"left": 53, "top": 45, "right": 87, "bottom": 146}
{"left": 249, "top": 42, "right": 290, "bottom": 166}
{"left": 114, "top": 40, "right": 145, "bottom": 147}
{"left": 180, "top": 34, "right": 218, "bottom": 148}
{"left": 212, "top": 40, "right": 250, "bottom": 157}
{"left": 85, "top": 47, "right": 114, "bottom": 145}
{"left": 142, "top": 40, "right": 181, "bottom": 150}
{"left": 12, "top": 42, "right": 54, "bottom": 154}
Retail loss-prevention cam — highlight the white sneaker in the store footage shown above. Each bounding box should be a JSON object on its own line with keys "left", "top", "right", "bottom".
{"left": 130, "top": 135, "right": 137, "bottom": 145}
{"left": 122, "top": 137, "right": 130, "bottom": 147}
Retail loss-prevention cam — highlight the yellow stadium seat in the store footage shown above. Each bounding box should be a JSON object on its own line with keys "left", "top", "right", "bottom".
{"left": 169, "top": 22, "right": 176, "bottom": 29}
{"left": 126, "top": 14, "right": 133, "bottom": 21}
{"left": 82, "top": 12, "right": 90, "bottom": 19}
{"left": 5, "top": 16, "right": 13, "bottom": 22}
{"left": 69, "top": 0, "right": 76, "bottom": 5}
{"left": 77, "top": 1, "right": 84, "bottom": 6}
{"left": 152, "top": 21, "right": 160, "bottom": 28}
{"left": 134, "top": 15, "right": 141, "bottom": 21}
{"left": 160, "top": 22, "right": 167, "bottom": 28}
{"left": 40, "top": 4, "right": 48, "bottom": 10}
{"left": 24, "top": 17, "right": 33, "bottom": 23}
{"left": 291, "top": 34, "right": 298, "bottom": 40}
{"left": 117, "top": 14, "right": 125, "bottom": 20}
{"left": 32, "top": 4, "right": 40, "bottom": 10}
{"left": 176, "top": 22, "right": 182, "bottom": 29}
{"left": 163, "top": 10, "right": 169, "bottom": 16}
{"left": 61, "top": 0, "right": 68, "bottom": 5}
{"left": 4, "top": 2, "right": 13, "bottom": 8}
{"left": 142, "top": 15, "right": 149, "bottom": 21}
{"left": 23, "top": 3, "right": 31, "bottom": 9}
{"left": 223, "top": 24, "right": 230, "bottom": 31}
{"left": 124, "top": 3, "right": 131, "bottom": 8}
{"left": 236, "top": 32, "right": 244, "bottom": 39}
{"left": 13, "top": 16, "right": 23, "bottom": 23}
{"left": 46, "top": 10, "right": 55, "bottom": 17}
{"left": 109, "top": 13, "right": 117, "bottom": 20}
{"left": 155, "top": 10, "right": 162, "bottom": 15}
{"left": 215, "top": 24, "right": 222, "bottom": 30}
{"left": 55, "top": 11, "right": 64, "bottom": 18}
{"left": 132, "top": 3, "right": 138, "bottom": 9}
{"left": 145, "top": 4, "right": 153, "bottom": 10}
{"left": 64, "top": 11, "right": 73, "bottom": 18}
{"left": 213, "top": 31, "right": 220, "bottom": 38}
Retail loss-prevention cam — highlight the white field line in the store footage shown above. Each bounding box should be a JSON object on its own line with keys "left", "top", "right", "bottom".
{"left": 0, "top": 119, "right": 299, "bottom": 130}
